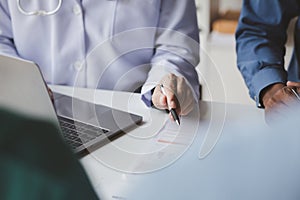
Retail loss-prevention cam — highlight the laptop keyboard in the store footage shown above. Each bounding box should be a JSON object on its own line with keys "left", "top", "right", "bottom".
{"left": 58, "top": 115, "right": 110, "bottom": 150}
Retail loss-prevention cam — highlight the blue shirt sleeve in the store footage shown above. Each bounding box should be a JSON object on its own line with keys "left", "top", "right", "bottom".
{"left": 235, "top": 0, "right": 300, "bottom": 107}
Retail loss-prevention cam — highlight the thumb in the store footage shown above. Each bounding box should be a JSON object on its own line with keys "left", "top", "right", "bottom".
{"left": 287, "top": 81, "right": 300, "bottom": 87}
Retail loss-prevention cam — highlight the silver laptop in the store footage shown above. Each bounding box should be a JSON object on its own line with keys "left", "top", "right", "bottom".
{"left": 0, "top": 54, "right": 143, "bottom": 155}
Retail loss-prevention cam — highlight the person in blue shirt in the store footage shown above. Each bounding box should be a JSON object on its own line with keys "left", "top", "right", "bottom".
{"left": 236, "top": 0, "right": 300, "bottom": 118}
{"left": 0, "top": 0, "right": 200, "bottom": 118}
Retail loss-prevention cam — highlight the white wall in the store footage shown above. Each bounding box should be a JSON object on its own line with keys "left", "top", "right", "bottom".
{"left": 219, "top": 0, "right": 242, "bottom": 13}
{"left": 195, "top": 0, "right": 254, "bottom": 105}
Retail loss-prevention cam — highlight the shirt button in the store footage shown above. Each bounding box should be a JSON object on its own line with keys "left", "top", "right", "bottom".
{"left": 73, "top": 61, "right": 83, "bottom": 71}
{"left": 73, "top": 4, "right": 82, "bottom": 15}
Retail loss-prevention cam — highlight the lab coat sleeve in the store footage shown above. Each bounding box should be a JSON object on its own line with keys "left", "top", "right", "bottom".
{"left": 141, "top": 0, "right": 200, "bottom": 105}
{"left": 0, "top": 2, "right": 18, "bottom": 57}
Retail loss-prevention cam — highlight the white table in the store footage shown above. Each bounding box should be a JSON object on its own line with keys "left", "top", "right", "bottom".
{"left": 51, "top": 85, "right": 300, "bottom": 200}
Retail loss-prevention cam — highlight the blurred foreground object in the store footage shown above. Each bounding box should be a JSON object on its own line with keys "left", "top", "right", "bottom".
{"left": 0, "top": 108, "right": 99, "bottom": 200}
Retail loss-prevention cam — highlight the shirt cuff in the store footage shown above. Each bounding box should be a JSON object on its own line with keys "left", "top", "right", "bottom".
{"left": 251, "top": 67, "right": 287, "bottom": 108}
{"left": 141, "top": 88, "right": 154, "bottom": 107}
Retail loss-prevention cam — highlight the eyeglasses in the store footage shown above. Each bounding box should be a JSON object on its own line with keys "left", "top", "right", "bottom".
{"left": 17, "top": 0, "right": 62, "bottom": 16}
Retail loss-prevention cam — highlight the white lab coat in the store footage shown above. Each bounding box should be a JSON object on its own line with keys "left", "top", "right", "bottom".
{"left": 0, "top": 0, "right": 200, "bottom": 103}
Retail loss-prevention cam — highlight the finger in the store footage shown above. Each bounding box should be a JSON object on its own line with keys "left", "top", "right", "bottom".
{"left": 175, "top": 76, "right": 190, "bottom": 114}
{"left": 180, "top": 99, "right": 194, "bottom": 116}
{"left": 286, "top": 81, "right": 300, "bottom": 100}
{"left": 176, "top": 88, "right": 193, "bottom": 115}
{"left": 169, "top": 112, "right": 175, "bottom": 121}
{"left": 152, "top": 85, "right": 168, "bottom": 110}
{"left": 176, "top": 76, "right": 186, "bottom": 105}
{"left": 282, "top": 86, "right": 300, "bottom": 105}
{"left": 161, "top": 73, "right": 177, "bottom": 94}
{"left": 176, "top": 77, "right": 196, "bottom": 115}
{"left": 296, "top": 87, "right": 300, "bottom": 96}
{"left": 161, "top": 75, "right": 178, "bottom": 110}
{"left": 181, "top": 89, "right": 194, "bottom": 115}
{"left": 265, "top": 104, "right": 293, "bottom": 125}
{"left": 265, "top": 86, "right": 295, "bottom": 109}
{"left": 287, "top": 81, "right": 300, "bottom": 87}
{"left": 167, "top": 94, "right": 178, "bottom": 111}
{"left": 290, "top": 87, "right": 300, "bottom": 101}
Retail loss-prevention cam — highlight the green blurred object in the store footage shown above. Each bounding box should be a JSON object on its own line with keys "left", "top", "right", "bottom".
{"left": 0, "top": 108, "right": 99, "bottom": 200}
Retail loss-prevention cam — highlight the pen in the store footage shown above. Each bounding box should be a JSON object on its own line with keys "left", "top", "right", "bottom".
{"left": 291, "top": 88, "right": 300, "bottom": 101}
{"left": 160, "top": 84, "right": 180, "bottom": 126}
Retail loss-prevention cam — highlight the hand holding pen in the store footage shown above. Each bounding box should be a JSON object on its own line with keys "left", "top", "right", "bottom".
{"left": 151, "top": 73, "right": 195, "bottom": 125}
{"left": 160, "top": 84, "right": 181, "bottom": 125}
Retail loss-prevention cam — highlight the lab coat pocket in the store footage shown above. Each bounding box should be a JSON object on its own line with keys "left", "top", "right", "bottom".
{"left": 111, "top": 0, "right": 160, "bottom": 60}
{"left": 113, "top": 0, "right": 160, "bottom": 34}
